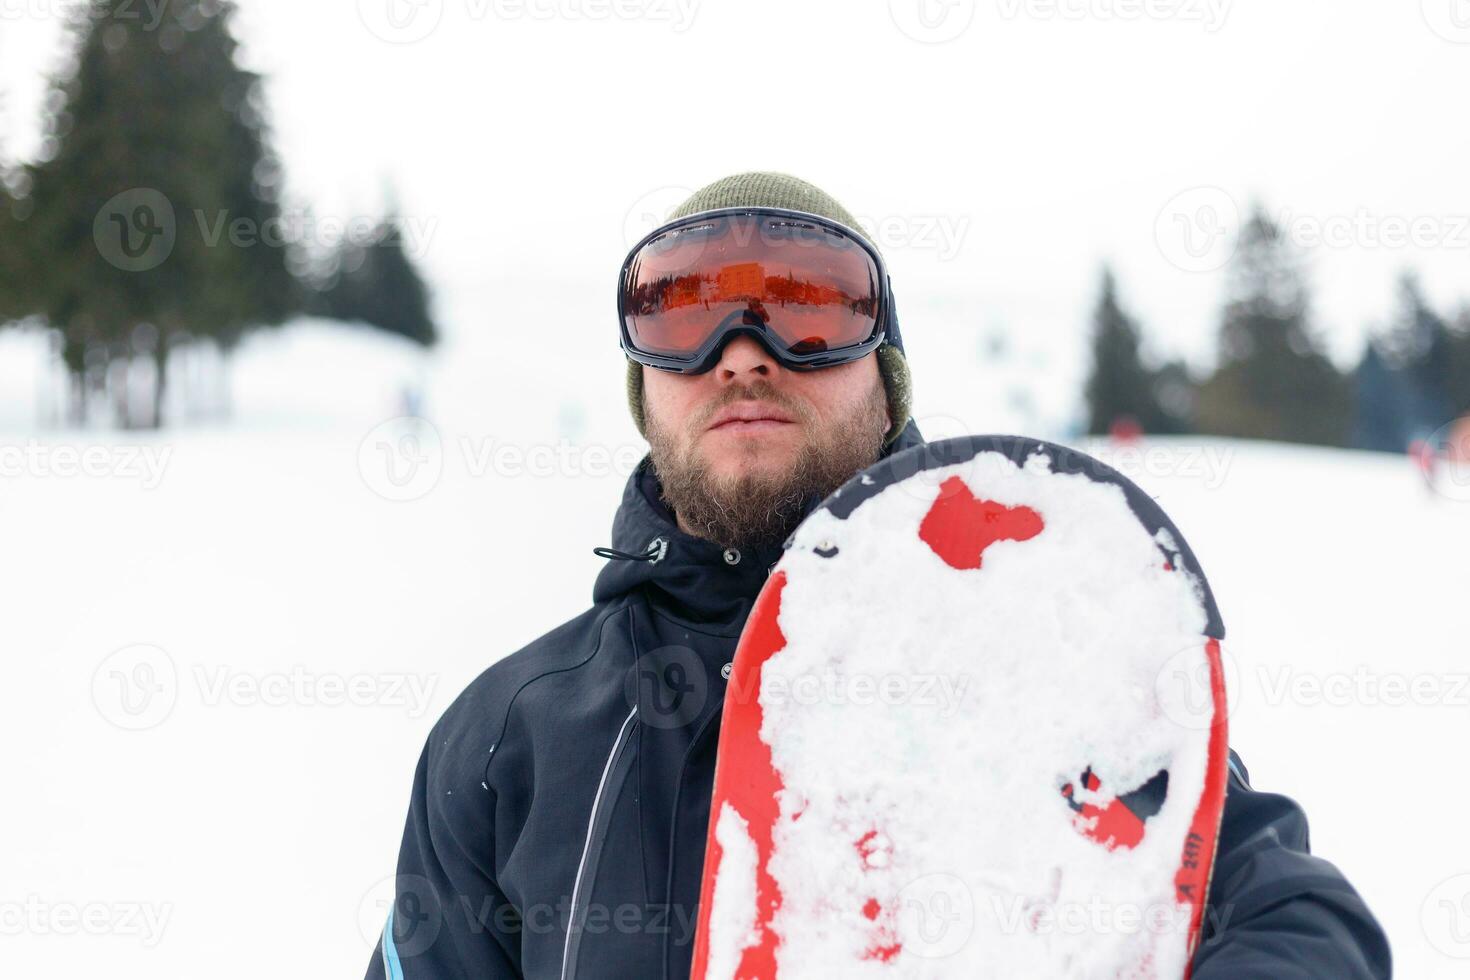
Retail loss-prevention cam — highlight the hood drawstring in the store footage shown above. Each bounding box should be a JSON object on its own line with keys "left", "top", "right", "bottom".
{"left": 593, "top": 537, "right": 668, "bottom": 564}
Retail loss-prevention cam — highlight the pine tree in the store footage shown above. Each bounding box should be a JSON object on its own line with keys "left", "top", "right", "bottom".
{"left": 1152, "top": 360, "right": 1197, "bottom": 433}
{"left": 1452, "top": 308, "right": 1470, "bottom": 418}
{"left": 26, "top": 0, "right": 298, "bottom": 427}
{"left": 0, "top": 122, "right": 34, "bottom": 325}
{"left": 1383, "top": 272, "right": 1456, "bottom": 438}
{"left": 314, "top": 216, "right": 437, "bottom": 347}
{"left": 1083, "top": 267, "right": 1183, "bottom": 434}
{"left": 0, "top": 175, "right": 18, "bottom": 323}
{"left": 1195, "top": 205, "right": 1350, "bottom": 446}
{"left": 1351, "top": 340, "right": 1409, "bottom": 452}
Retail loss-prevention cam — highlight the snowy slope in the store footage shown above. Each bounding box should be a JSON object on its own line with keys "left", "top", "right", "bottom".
{"left": 0, "top": 323, "right": 1465, "bottom": 977}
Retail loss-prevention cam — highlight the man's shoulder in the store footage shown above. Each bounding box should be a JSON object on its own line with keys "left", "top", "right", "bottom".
{"left": 428, "top": 597, "right": 632, "bottom": 754}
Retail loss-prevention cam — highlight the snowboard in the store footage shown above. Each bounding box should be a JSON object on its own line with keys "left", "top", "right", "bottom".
{"left": 690, "top": 436, "right": 1230, "bottom": 980}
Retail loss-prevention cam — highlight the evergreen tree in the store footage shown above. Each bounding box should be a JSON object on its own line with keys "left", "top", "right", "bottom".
{"left": 26, "top": 0, "right": 297, "bottom": 426}
{"left": 1083, "top": 267, "right": 1183, "bottom": 434}
{"left": 1152, "top": 359, "right": 1197, "bottom": 433}
{"left": 0, "top": 176, "right": 18, "bottom": 323}
{"left": 1195, "top": 205, "right": 1350, "bottom": 446}
{"left": 1351, "top": 340, "right": 1409, "bottom": 452}
{"left": 1383, "top": 272, "right": 1455, "bottom": 438}
{"left": 314, "top": 216, "right": 437, "bottom": 347}
{"left": 0, "top": 137, "right": 33, "bottom": 324}
{"left": 1451, "top": 308, "right": 1470, "bottom": 417}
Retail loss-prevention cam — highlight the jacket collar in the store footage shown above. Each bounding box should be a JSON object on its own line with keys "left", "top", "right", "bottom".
{"left": 593, "top": 419, "right": 926, "bottom": 632}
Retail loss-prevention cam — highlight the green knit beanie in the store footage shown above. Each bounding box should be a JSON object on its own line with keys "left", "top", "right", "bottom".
{"left": 624, "top": 171, "right": 913, "bottom": 446}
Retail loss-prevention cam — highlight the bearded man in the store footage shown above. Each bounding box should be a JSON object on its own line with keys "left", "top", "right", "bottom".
{"left": 366, "top": 172, "right": 1388, "bottom": 980}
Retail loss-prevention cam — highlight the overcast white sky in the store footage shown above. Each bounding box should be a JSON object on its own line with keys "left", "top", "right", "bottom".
{"left": 3, "top": 0, "right": 1469, "bottom": 376}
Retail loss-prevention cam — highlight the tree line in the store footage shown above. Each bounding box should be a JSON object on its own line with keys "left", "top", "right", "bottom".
{"left": 1085, "top": 206, "right": 1470, "bottom": 452}
{"left": 0, "top": 0, "right": 436, "bottom": 429}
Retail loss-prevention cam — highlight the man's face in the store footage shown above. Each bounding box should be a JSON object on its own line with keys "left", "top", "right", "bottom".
{"left": 642, "top": 336, "right": 891, "bottom": 551}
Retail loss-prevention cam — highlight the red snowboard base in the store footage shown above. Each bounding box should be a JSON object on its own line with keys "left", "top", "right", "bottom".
{"left": 691, "top": 437, "right": 1229, "bottom": 980}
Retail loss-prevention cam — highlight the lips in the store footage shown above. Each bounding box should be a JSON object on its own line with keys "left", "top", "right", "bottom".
{"left": 707, "top": 402, "right": 796, "bottom": 432}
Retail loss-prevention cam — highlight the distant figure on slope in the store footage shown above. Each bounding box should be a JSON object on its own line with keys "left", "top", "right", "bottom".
{"left": 1109, "top": 414, "right": 1143, "bottom": 446}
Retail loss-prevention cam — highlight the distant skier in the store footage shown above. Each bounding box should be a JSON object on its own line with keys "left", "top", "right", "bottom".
{"left": 365, "top": 173, "right": 1389, "bottom": 980}
{"left": 1108, "top": 413, "right": 1143, "bottom": 446}
{"left": 398, "top": 382, "right": 424, "bottom": 420}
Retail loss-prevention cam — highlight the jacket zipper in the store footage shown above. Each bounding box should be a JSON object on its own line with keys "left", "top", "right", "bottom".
{"left": 661, "top": 706, "right": 724, "bottom": 980}
{"left": 561, "top": 705, "right": 640, "bottom": 980}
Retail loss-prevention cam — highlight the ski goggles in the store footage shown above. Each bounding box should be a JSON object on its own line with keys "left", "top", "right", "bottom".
{"left": 617, "top": 206, "right": 896, "bottom": 373}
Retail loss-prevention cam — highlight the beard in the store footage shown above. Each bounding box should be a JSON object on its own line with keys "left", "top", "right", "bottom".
{"left": 646, "top": 377, "right": 890, "bottom": 552}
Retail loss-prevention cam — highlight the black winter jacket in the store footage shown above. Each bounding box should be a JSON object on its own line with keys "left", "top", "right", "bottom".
{"left": 366, "top": 422, "right": 1390, "bottom": 979}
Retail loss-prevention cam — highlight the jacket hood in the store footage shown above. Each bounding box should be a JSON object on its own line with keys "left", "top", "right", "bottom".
{"left": 593, "top": 418, "right": 927, "bottom": 630}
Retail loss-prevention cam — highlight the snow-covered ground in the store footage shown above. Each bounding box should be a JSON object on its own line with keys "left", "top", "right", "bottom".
{"left": 1, "top": 320, "right": 1466, "bottom": 977}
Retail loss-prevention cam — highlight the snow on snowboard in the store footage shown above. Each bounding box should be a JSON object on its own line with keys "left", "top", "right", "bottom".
{"left": 690, "top": 436, "right": 1230, "bottom": 980}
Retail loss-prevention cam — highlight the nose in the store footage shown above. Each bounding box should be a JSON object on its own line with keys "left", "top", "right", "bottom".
{"left": 713, "top": 335, "right": 779, "bottom": 385}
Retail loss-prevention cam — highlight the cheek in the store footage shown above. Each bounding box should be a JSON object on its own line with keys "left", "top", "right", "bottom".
{"left": 808, "top": 359, "right": 882, "bottom": 419}
{"left": 642, "top": 369, "right": 697, "bottom": 427}
{"left": 642, "top": 368, "right": 670, "bottom": 416}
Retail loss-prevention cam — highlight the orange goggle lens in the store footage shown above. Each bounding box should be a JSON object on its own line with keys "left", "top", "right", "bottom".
{"left": 622, "top": 213, "right": 881, "bottom": 361}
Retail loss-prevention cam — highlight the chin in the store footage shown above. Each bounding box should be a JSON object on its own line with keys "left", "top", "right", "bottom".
{"left": 703, "top": 436, "right": 802, "bottom": 478}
